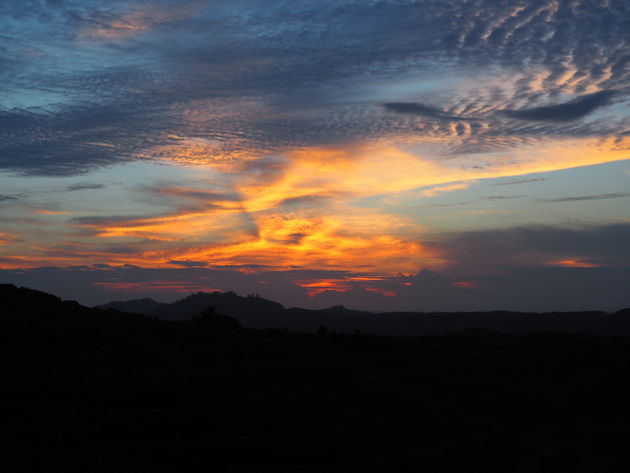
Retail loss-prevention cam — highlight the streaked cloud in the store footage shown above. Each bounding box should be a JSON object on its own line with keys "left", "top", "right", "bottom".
{"left": 383, "top": 102, "right": 477, "bottom": 121}
{"left": 538, "top": 193, "right": 630, "bottom": 203}
{"left": 418, "top": 182, "right": 474, "bottom": 198}
{"left": 494, "top": 177, "right": 548, "bottom": 186}
{"left": 66, "top": 182, "right": 106, "bottom": 192}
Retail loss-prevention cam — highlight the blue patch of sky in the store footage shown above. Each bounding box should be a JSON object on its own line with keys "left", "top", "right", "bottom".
{"left": 371, "top": 160, "right": 630, "bottom": 231}
{"left": 0, "top": 160, "right": 220, "bottom": 223}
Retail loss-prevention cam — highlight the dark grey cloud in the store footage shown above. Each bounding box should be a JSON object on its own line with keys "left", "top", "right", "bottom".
{"left": 269, "top": 232, "right": 308, "bottom": 246}
{"left": 98, "top": 245, "right": 142, "bottom": 255}
{"left": 71, "top": 214, "right": 149, "bottom": 225}
{"left": 276, "top": 194, "right": 335, "bottom": 209}
{"left": 210, "top": 264, "right": 276, "bottom": 270}
{"left": 538, "top": 193, "right": 630, "bottom": 203}
{"left": 427, "top": 223, "right": 630, "bottom": 274}
{"left": 168, "top": 260, "right": 208, "bottom": 268}
{"left": 494, "top": 177, "right": 548, "bottom": 186}
{"left": 482, "top": 195, "right": 527, "bottom": 201}
{"left": 0, "top": 194, "right": 17, "bottom": 201}
{"left": 0, "top": 102, "right": 169, "bottom": 175}
{"left": 414, "top": 201, "right": 469, "bottom": 208}
{"left": 383, "top": 103, "right": 476, "bottom": 121}
{"left": 66, "top": 182, "right": 105, "bottom": 191}
{"left": 500, "top": 91, "right": 616, "bottom": 122}
{"left": 148, "top": 187, "right": 241, "bottom": 203}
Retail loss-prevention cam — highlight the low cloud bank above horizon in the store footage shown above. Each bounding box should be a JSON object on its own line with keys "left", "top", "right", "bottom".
{"left": 1, "top": 223, "right": 629, "bottom": 313}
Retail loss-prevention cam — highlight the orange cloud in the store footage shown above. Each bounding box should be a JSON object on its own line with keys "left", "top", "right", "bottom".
{"left": 546, "top": 259, "right": 604, "bottom": 268}
{"left": 84, "top": 209, "right": 248, "bottom": 242}
{"left": 4, "top": 134, "right": 628, "bottom": 276}
{"left": 31, "top": 209, "right": 73, "bottom": 215}
{"left": 418, "top": 182, "right": 473, "bottom": 198}
{"left": 294, "top": 277, "right": 398, "bottom": 298}
{"left": 79, "top": 4, "right": 198, "bottom": 41}
{"left": 170, "top": 136, "right": 627, "bottom": 273}
{"left": 236, "top": 137, "right": 630, "bottom": 213}
{"left": 0, "top": 231, "right": 20, "bottom": 245}
{"left": 451, "top": 281, "right": 483, "bottom": 289}
{"left": 364, "top": 287, "right": 397, "bottom": 297}
{"left": 141, "top": 138, "right": 262, "bottom": 171}
{"left": 294, "top": 279, "right": 353, "bottom": 297}
{"left": 160, "top": 212, "right": 438, "bottom": 274}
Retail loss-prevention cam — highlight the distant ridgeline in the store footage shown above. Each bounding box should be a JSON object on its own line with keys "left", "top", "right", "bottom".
{"left": 97, "top": 289, "right": 630, "bottom": 336}
{"left": 2, "top": 283, "right": 629, "bottom": 336}
{"left": 0, "top": 284, "right": 241, "bottom": 334}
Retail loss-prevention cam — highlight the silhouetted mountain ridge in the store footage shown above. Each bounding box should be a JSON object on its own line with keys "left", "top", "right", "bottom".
{"left": 147, "top": 290, "right": 285, "bottom": 321}
{"left": 0, "top": 284, "right": 247, "bottom": 348}
{"left": 97, "top": 297, "right": 161, "bottom": 315}
{"left": 3, "top": 282, "right": 629, "bottom": 336}
{"left": 95, "top": 289, "right": 630, "bottom": 336}
{"left": 2, "top": 283, "right": 103, "bottom": 324}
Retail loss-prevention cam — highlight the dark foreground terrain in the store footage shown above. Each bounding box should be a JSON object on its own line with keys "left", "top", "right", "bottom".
{"left": 2, "top": 284, "right": 630, "bottom": 472}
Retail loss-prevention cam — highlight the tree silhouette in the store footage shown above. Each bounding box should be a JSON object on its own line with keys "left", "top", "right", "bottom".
{"left": 193, "top": 306, "right": 241, "bottom": 330}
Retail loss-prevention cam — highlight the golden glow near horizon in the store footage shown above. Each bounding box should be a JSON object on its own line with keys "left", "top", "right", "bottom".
{"left": 0, "top": 135, "right": 628, "bottom": 276}
{"left": 96, "top": 137, "right": 629, "bottom": 270}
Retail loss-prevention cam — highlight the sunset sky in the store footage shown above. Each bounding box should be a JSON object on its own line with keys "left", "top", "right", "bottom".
{"left": 1, "top": 0, "right": 629, "bottom": 311}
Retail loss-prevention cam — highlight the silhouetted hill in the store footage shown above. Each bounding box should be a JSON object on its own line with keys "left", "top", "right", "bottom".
{"left": 1, "top": 283, "right": 60, "bottom": 308}
{"left": 96, "top": 297, "right": 161, "bottom": 315}
{"left": 319, "top": 304, "right": 371, "bottom": 315}
{"left": 148, "top": 290, "right": 286, "bottom": 323}
{"left": 0, "top": 284, "right": 163, "bottom": 345}
{"left": 614, "top": 307, "right": 630, "bottom": 317}
{"left": 1, "top": 283, "right": 119, "bottom": 325}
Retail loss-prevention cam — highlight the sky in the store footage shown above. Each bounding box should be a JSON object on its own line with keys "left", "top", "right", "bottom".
{"left": 0, "top": 0, "right": 629, "bottom": 311}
